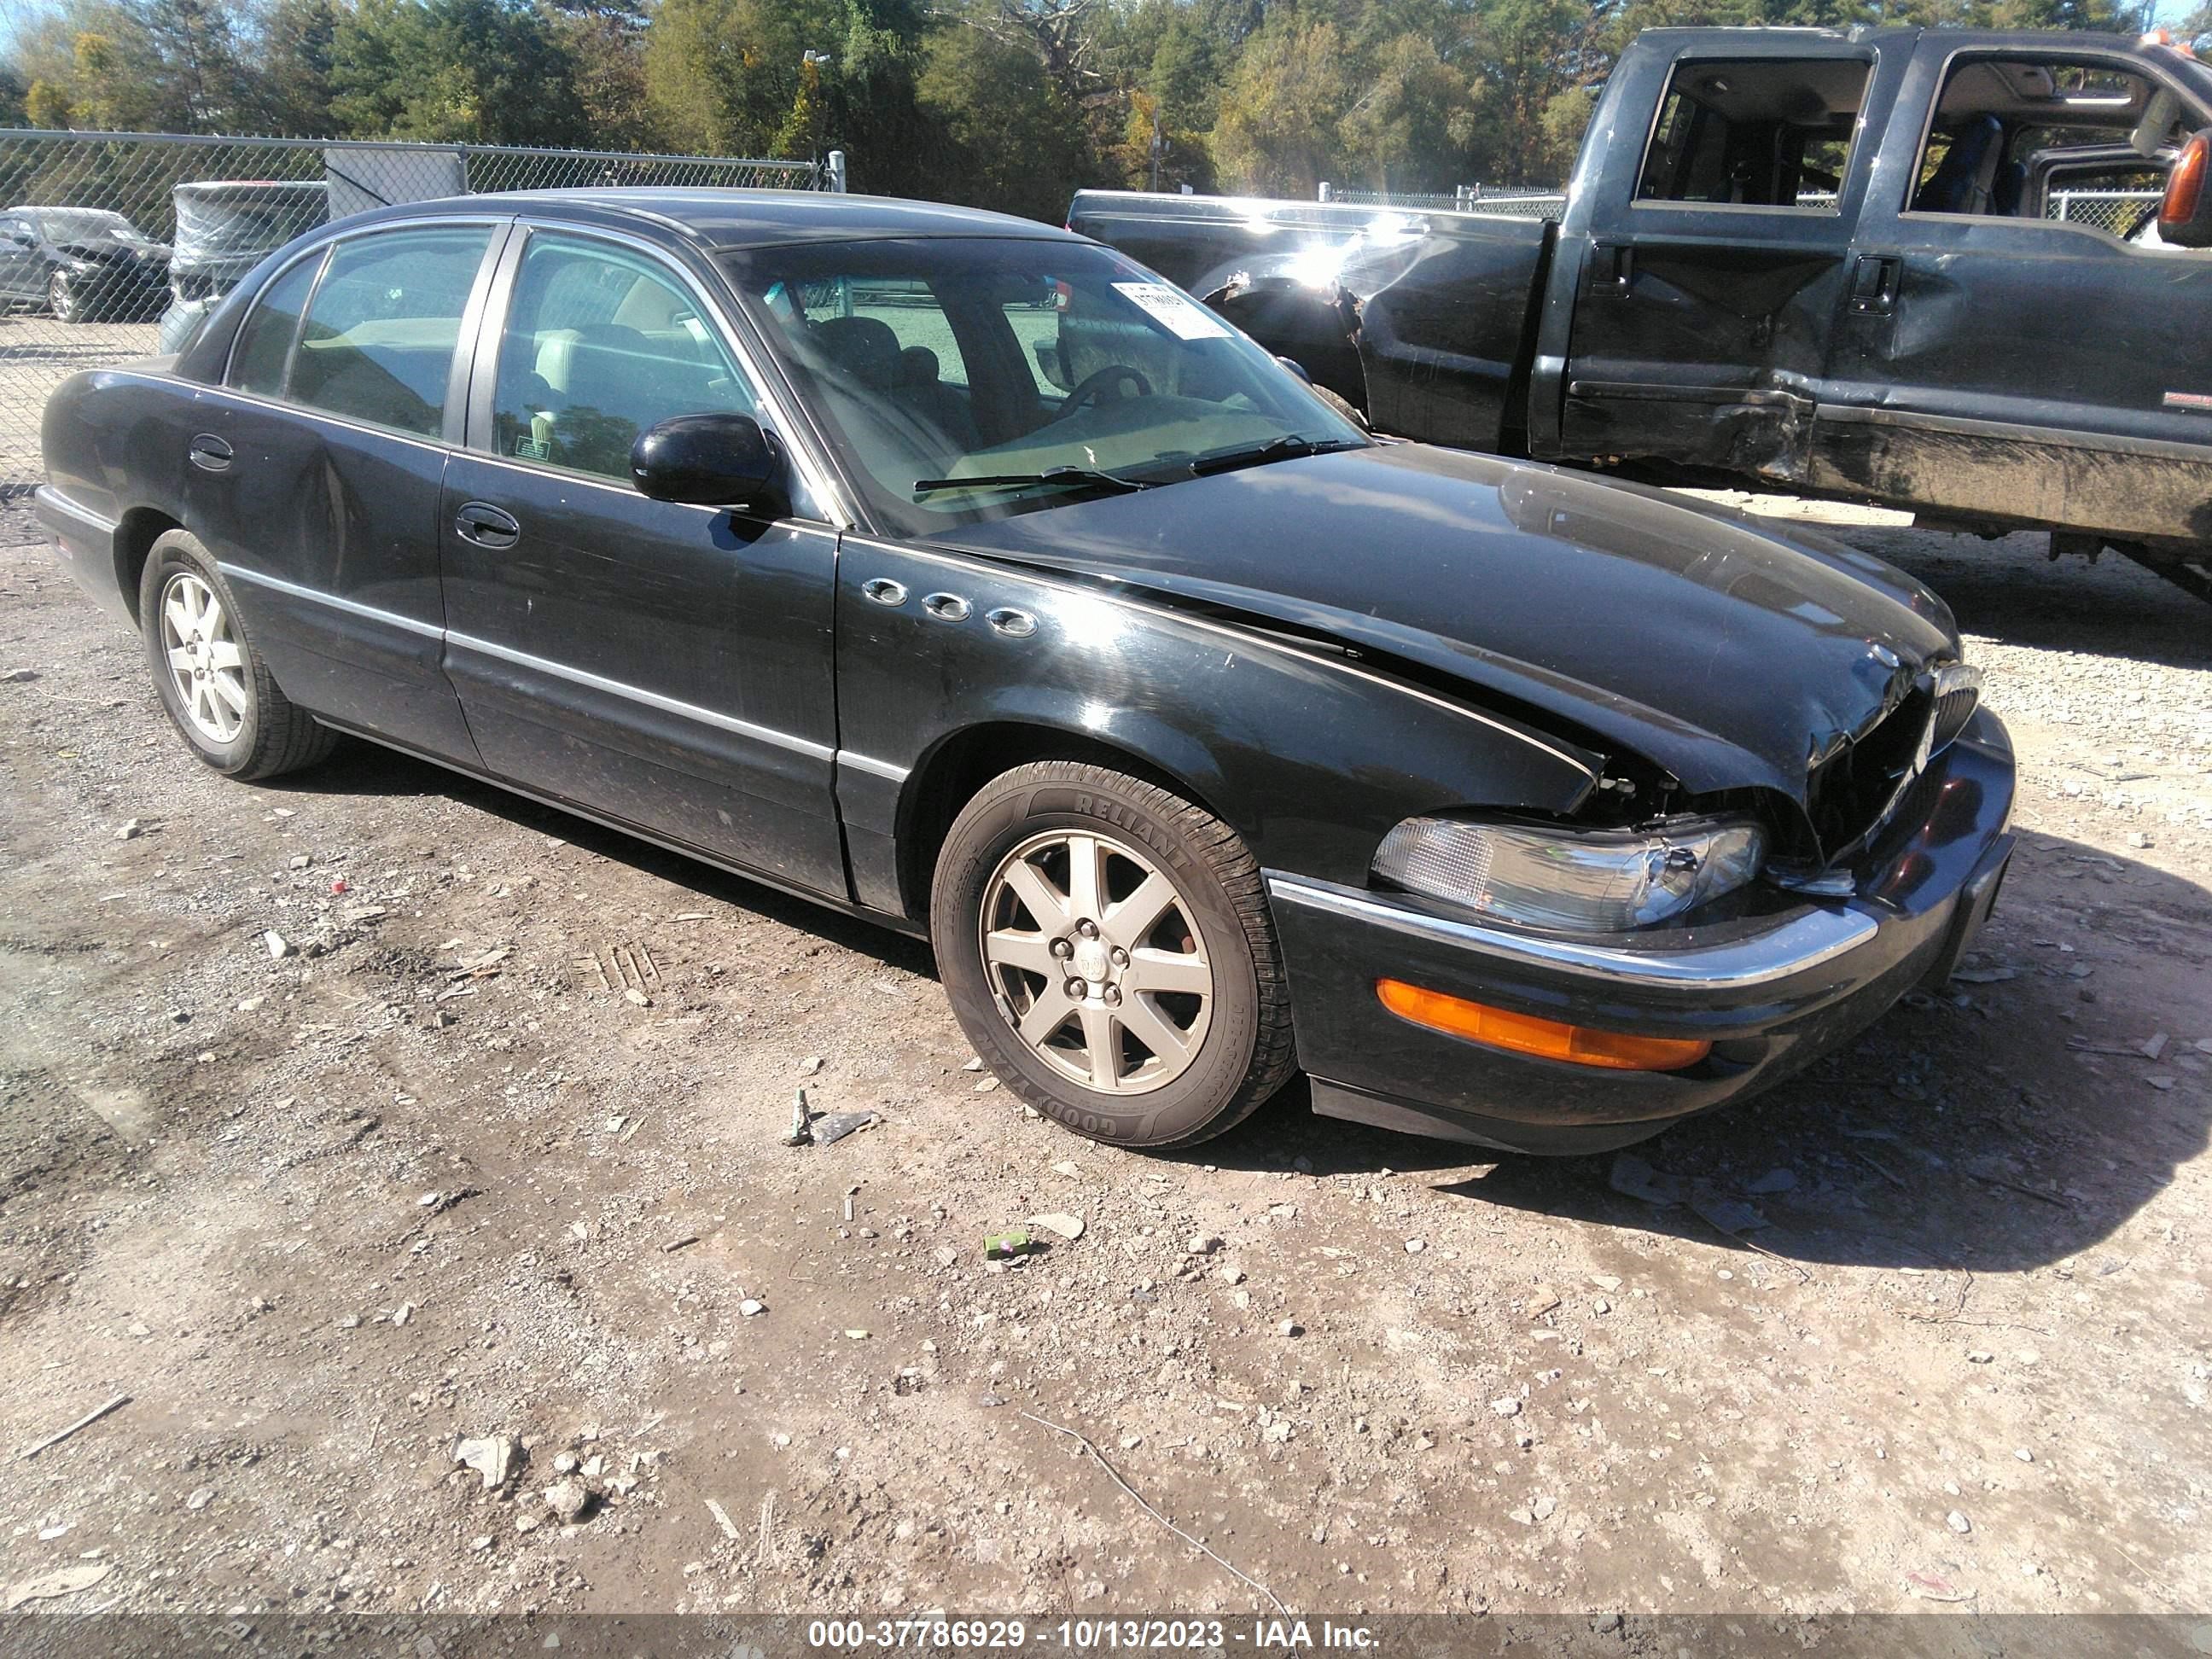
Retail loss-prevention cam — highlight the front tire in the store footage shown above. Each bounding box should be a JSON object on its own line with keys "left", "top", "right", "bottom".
{"left": 931, "top": 760, "right": 1295, "bottom": 1149}
{"left": 48, "top": 271, "right": 75, "bottom": 323}
{"left": 138, "top": 530, "right": 336, "bottom": 780}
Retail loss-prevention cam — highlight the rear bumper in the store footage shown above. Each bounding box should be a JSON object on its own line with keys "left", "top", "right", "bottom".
{"left": 35, "top": 485, "right": 133, "bottom": 626}
{"left": 1267, "top": 707, "right": 2015, "bottom": 1155}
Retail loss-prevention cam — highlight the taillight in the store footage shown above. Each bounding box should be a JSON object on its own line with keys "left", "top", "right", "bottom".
{"left": 2163, "top": 134, "right": 2209, "bottom": 236}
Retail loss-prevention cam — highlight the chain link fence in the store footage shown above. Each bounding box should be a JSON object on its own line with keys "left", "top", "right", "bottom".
{"left": 1320, "top": 183, "right": 1567, "bottom": 218}
{"left": 0, "top": 131, "right": 838, "bottom": 488}
{"left": 2049, "top": 188, "right": 2163, "bottom": 235}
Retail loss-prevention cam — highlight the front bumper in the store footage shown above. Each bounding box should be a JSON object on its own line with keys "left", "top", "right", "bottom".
{"left": 1267, "top": 707, "right": 2015, "bottom": 1155}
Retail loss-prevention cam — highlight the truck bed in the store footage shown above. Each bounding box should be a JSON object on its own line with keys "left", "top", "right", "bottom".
{"left": 1068, "top": 189, "right": 1555, "bottom": 455}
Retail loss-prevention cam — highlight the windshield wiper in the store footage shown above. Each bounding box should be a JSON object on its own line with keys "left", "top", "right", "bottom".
{"left": 912, "top": 466, "right": 1153, "bottom": 502}
{"left": 1186, "top": 435, "right": 1365, "bottom": 477}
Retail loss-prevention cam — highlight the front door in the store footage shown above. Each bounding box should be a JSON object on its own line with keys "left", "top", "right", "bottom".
{"left": 1547, "top": 38, "right": 1890, "bottom": 485}
{"left": 1817, "top": 40, "right": 2212, "bottom": 544}
{"left": 439, "top": 226, "right": 845, "bottom": 898}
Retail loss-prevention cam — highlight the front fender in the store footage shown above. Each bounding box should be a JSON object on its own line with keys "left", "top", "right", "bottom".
{"left": 833, "top": 536, "right": 1600, "bottom": 922}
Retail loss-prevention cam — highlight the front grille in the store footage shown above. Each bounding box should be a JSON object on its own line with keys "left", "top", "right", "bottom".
{"left": 1929, "top": 663, "right": 1982, "bottom": 755}
{"left": 1800, "top": 660, "right": 1982, "bottom": 863}
{"left": 1804, "top": 685, "right": 1934, "bottom": 860}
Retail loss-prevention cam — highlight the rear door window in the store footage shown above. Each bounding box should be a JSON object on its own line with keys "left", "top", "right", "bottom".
{"left": 290, "top": 226, "right": 492, "bottom": 438}
{"left": 1637, "top": 57, "right": 1871, "bottom": 209}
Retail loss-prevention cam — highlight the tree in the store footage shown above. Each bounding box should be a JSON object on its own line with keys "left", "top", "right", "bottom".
{"left": 25, "top": 78, "right": 73, "bottom": 129}
{"left": 1336, "top": 32, "right": 1475, "bottom": 193}
{"left": 919, "top": 11, "right": 1096, "bottom": 218}
{"left": 253, "top": 0, "right": 340, "bottom": 135}
{"left": 330, "top": 0, "right": 591, "bottom": 145}
{"left": 1210, "top": 12, "right": 1355, "bottom": 197}
{"left": 545, "top": 0, "right": 665, "bottom": 150}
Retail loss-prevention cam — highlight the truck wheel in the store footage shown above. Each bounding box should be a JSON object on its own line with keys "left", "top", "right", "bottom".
{"left": 138, "top": 529, "right": 337, "bottom": 780}
{"left": 931, "top": 761, "right": 1296, "bottom": 1149}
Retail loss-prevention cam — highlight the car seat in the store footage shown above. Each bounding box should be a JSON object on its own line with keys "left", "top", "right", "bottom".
{"left": 1914, "top": 115, "right": 2005, "bottom": 215}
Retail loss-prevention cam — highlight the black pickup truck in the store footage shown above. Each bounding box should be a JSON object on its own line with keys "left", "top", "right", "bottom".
{"left": 1070, "top": 26, "right": 2212, "bottom": 600}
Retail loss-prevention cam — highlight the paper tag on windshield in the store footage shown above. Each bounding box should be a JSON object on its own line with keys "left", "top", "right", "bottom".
{"left": 1112, "top": 281, "right": 1230, "bottom": 341}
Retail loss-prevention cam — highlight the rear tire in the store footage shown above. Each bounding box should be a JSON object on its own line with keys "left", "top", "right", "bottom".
{"left": 931, "top": 760, "right": 1295, "bottom": 1149}
{"left": 138, "top": 529, "right": 337, "bottom": 781}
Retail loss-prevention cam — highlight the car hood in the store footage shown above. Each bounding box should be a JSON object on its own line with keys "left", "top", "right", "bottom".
{"left": 929, "top": 444, "right": 1959, "bottom": 806}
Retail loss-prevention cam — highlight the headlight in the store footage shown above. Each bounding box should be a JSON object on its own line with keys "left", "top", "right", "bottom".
{"left": 1372, "top": 814, "right": 1766, "bottom": 932}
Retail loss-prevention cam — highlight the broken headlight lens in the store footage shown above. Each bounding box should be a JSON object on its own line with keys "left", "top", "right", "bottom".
{"left": 1372, "top": 815, "right": 1766, "bottom": 933}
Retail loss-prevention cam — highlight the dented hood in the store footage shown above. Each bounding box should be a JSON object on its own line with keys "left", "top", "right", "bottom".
{"left": 930, "top": 444, "right": 1959, "bottom": 804}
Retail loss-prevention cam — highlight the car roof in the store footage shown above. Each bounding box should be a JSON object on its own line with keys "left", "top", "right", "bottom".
{"left": 334, "top": 188, "right": 1086, "bottom": 250}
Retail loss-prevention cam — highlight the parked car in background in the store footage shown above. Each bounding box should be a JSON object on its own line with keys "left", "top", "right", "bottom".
{"left": 37, "top": 190, "right": 2014, "bottom": 1155}
{"left": 1072, "top": 26, "right": 2212, "bottom": 603}
{"left": 156, "top": 179, "right": 328, "bottom": 353}
{"left": 0, "top": 206, "right": 169, "bottom": 323}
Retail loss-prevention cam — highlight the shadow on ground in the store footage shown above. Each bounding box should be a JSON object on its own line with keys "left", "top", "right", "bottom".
{"left": 271, "top": 729, "right": 2212, "bottom": 1280}
{"left": 1819, "top": 524, "right": 2212, "bottom": 669}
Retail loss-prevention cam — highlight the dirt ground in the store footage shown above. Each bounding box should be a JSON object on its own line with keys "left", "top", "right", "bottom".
{"left": 1, "top": 495, "right": 2208, "bottom": 1624}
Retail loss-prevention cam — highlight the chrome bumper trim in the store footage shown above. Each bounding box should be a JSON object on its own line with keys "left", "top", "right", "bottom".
{"left": 1264, "top": 873, "right": 1878, "bottom": 992}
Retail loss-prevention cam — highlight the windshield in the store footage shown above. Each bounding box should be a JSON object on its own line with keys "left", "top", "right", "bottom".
{"left": 32, "top": 209, "right": 146, "bottom": 245}
{"left": 723, "top": 237, "right": 1367, "bottom": 537}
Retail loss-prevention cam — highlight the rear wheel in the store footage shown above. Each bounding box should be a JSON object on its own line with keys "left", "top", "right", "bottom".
{"left": 138, "top": 529, "right": 337, "bottom": 780}
{"left": 931, "top": 760, "right": 1295, "bottom": 1148}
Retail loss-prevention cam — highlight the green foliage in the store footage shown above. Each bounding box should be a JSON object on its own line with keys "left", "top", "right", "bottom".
{"left": 0, "top": 0, "right": 2180, "bottom": 211}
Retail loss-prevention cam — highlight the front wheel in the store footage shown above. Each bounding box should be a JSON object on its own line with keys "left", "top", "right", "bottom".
{"left": 138, "top": 530, "right": 337, "bottom": 780}
{"left": 931, "top": 760, "right": 1295, "bottom": 1148}
{"left": 48, "top": 271, "right": 76, "bottom": 323}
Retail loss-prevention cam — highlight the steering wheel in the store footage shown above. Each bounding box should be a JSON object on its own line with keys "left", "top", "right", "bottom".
{"left": 1051, "top": 364, "right": 1152, "bottom": 421}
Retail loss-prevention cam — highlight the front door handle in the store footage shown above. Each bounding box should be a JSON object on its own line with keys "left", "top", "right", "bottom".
{"left": 453, "top": 501, "right": 521, "bottom": 550}
{"left": 1848, "top": 253, "right": 1901, "bottom": 315}
{"left": 188, "top": 433, "right": 232, "bottom": 473}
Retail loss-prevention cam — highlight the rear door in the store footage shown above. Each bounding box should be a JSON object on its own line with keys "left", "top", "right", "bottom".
{"left": 180, "top": 218, "right": 505, "bottom": 764}
{"left": 439, "top": 222, "right": 847, "bottom": 898}
{"left": 1816, "top": 39, "right": 2212, "bottom": 544}
{"left": 1545, "top": 36, "right": 1892, "bottom": 484}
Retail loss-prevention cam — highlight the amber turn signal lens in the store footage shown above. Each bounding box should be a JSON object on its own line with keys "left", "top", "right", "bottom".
{"left": 1376, "top": 979, "right": 1711, "bottom": 1072}
{"left": 2163, "top": 134, "right": 2208, "bottom": 234}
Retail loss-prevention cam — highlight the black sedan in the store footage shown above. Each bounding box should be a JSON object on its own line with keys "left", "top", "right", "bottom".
{"left": 36, "top": 189, "right": 2016, "bottom": 1155}
{"left": 1, "top": 206, "right": 169, "bottom": 323}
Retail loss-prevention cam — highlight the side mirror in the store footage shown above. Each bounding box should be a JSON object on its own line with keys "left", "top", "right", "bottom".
{"left": 2158, "top": 129, "right": 2212, "bottom": 249}
{"left": 631, "top": 412, "right": 787, "bottom": 512}
{"left": 1274, "top": 355, "right": 1313, "bottom": 384}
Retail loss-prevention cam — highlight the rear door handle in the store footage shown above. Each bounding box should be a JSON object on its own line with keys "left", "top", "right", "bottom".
{"left": 453, "top": 501, "right": 521, "bottom": 550}
{"left": 1848, "top": 253, "right": 1901, "bottom": 315}
{"left": 1587, "top": 242, "right": 1633, "bottom": 294}
{"left": 188, "top": 433, "right": 232, "bottom": 473}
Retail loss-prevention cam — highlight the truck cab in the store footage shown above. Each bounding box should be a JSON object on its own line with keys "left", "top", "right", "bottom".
{"left": 1071, "top": 27, "right": 2212, "bottom": 597}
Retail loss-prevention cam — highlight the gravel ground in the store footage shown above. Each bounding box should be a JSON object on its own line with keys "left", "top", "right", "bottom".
{"left": 0, "top": 498, "right": 2208, "bottom": 1622}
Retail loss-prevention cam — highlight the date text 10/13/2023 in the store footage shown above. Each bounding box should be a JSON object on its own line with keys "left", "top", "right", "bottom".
{"left": 806, "top": 1620, "right": 1380, "bottom": 1650}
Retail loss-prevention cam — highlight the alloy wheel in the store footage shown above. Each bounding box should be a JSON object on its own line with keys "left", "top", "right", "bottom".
{"left": 977, "top": 828, "right": 1214, "bottom": 1095}
{"left": 159, "top": 572, "right": 248, "bottom": 743}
